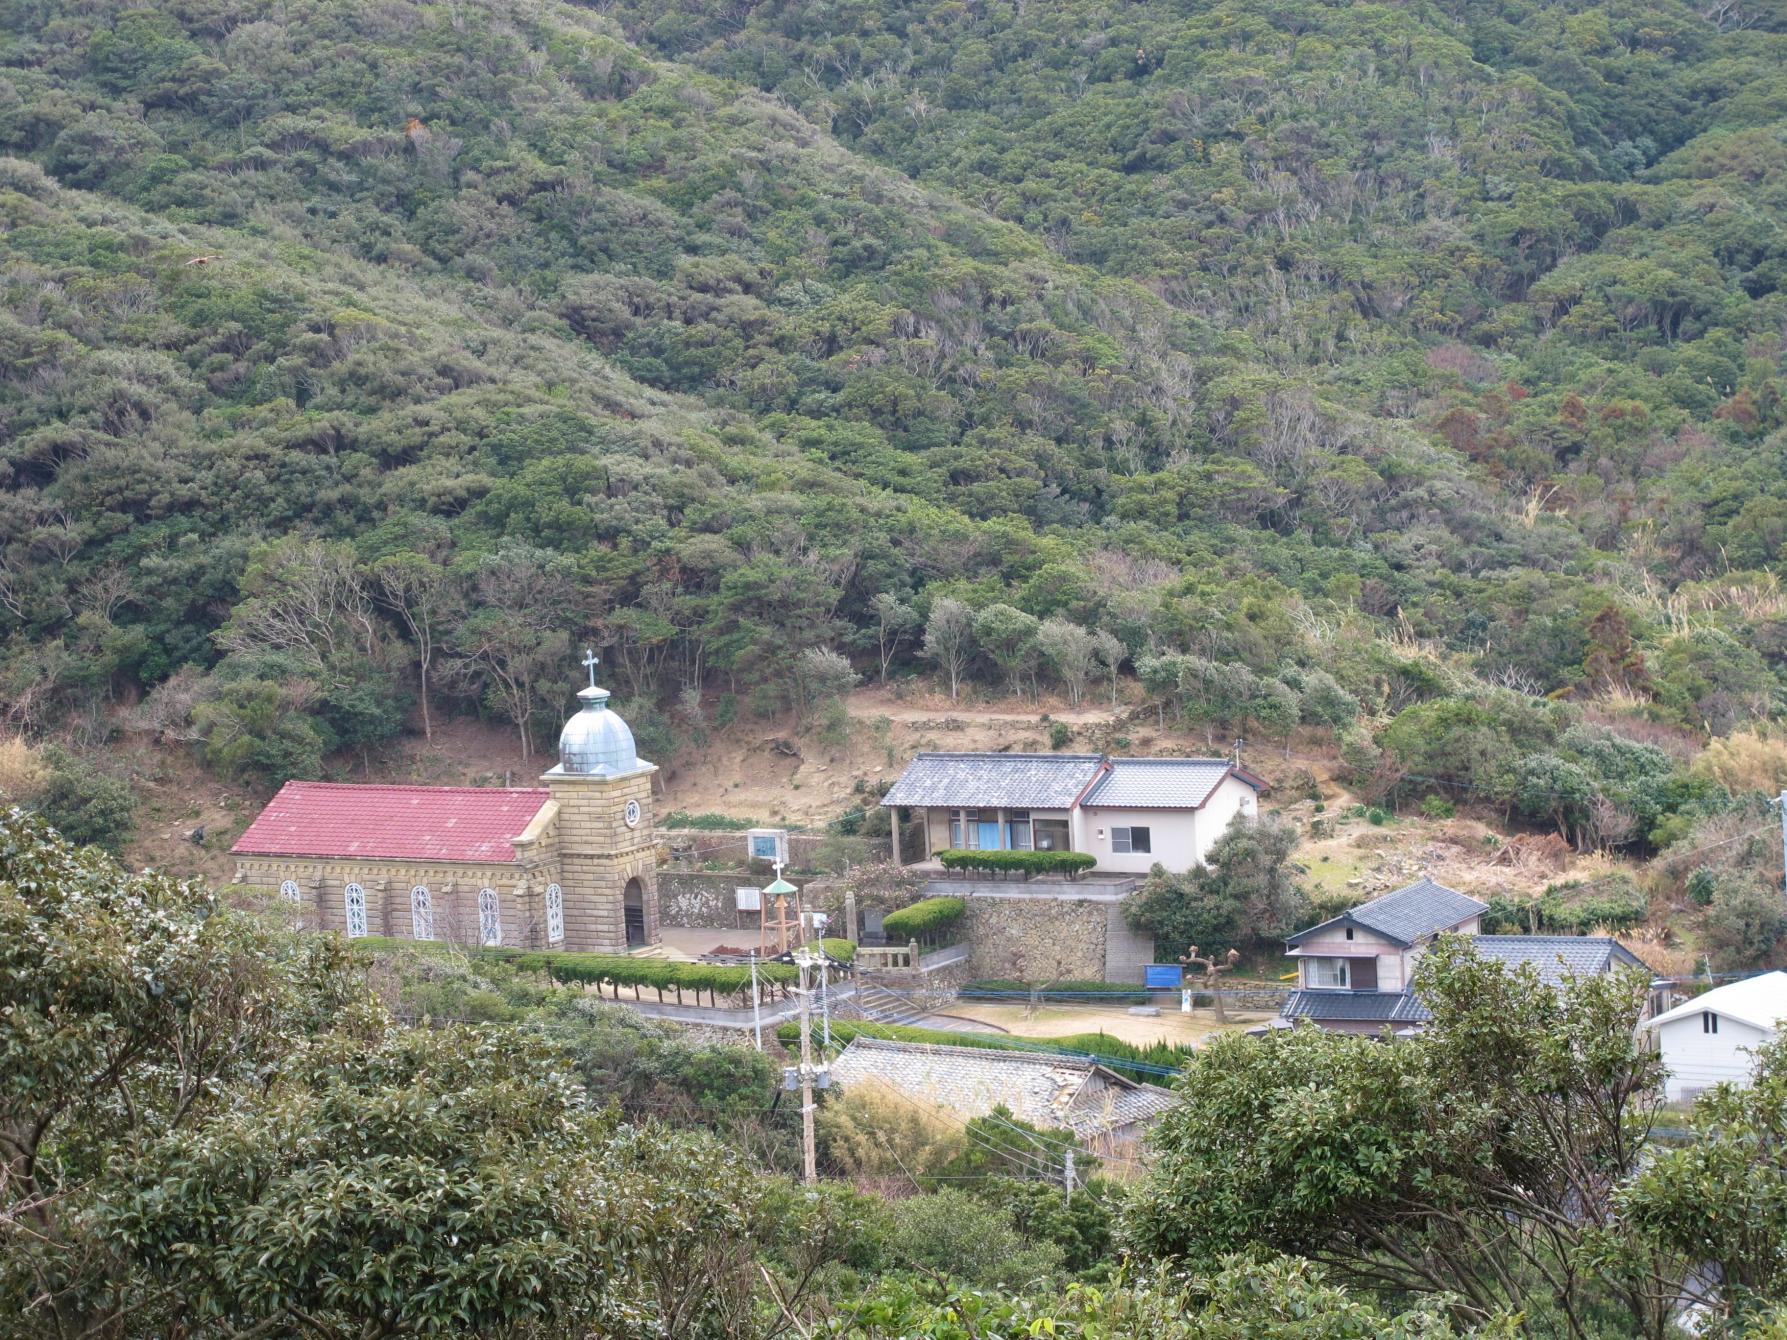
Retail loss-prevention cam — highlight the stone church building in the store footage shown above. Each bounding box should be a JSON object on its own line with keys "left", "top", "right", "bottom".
{"left": 231, "top": 657, "right": 660, "bottom": 954}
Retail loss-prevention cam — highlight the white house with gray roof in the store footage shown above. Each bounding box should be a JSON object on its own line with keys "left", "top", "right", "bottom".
{"left": 880, "top": 751, "right": 1267, "bottom": 873}
{"left": 1643, "top": 971, "right": 1787, "bottom": 1102}
{"left": 1281, "top": 876, "right": 1654, "bottom": 1035}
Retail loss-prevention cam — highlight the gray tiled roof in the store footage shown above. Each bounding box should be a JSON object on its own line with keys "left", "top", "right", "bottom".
{"left": 828, "top": 1037, "right": 1177, "bottom": 1139}
{"left": 881, "top": 753, "right": 1103, "bottom": 809}
{"left": 1283, "top": 989, "right": 1433, "bottom": 1024}
{"left": 1080, "top": 758, "right": 1241, "bottom": 809}
{"left": 1469, "top": 935, "right": 1649, "bottom": 984}
{"left": 1288, "top": 876, "right": 1486, "bottom": 948}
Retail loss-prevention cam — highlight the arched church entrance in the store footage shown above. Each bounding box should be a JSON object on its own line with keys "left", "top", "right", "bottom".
{"left": 623, "top": 878, "right": 647, "bottom": 947}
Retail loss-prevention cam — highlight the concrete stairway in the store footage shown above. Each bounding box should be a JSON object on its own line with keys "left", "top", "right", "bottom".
{"left": 851, "top": 981, "right": 933, "bottom": 1027}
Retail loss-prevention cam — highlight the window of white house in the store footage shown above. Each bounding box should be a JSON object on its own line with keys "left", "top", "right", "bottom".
{"left": 410, "top": 885, "right": 434, "bottom": 941}
{"left": 478, "top": 887, "right": 501, "bottom": 947}
{"left": 1033, "top": 817, "right": 1071, "bottom": 851}
{"left": 546, "top": 883, "right": 565, "bottom": 945}
{"left": 1006, "top": 810, "right": 1032, "bottom": 850}
{"left": 343, "top": 882, "right": 368, "bottom": 939}
{"left": 1344, "top": 926, "right": 1354, "bottom": 940}
{"left": 1307, "top": 957, "right": 1350, "bottom": 989}
{"left": 949, "top": 810, "right": 982, "bottom": 849}
{"left": 1112, "top": 826, "right": 1151, "bottom": 854}
{"left": 1703, "top": 1011, "right": 1719, "bottom": 1035}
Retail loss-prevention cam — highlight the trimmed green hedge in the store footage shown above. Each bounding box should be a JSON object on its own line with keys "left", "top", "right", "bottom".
{"left": 881, "top": 896, "right": 967, "bottom": 942}
{"left": 821, "top": 937, "right": 857, "bottom": 963}
{"left": 352, "top": 937, "right": 800, "bottom": 1006}
{"left": 935, "top": 848, "right": 1097, "bottom": 877}
{"left": 778, "top": 1019, "right": 1191, "bottom": 1084}
{"left": 961, "top": 979, "right": 1152, "bottom": 1004}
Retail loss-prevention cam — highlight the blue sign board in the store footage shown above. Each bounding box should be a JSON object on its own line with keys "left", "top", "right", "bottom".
{"left": 1144, "top": 963, "right": 1183, "bottom": 989}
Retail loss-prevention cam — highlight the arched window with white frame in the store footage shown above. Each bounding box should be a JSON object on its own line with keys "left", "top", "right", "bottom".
{"left": 410, "top": 884, "right": 434, "bottom": 941}
{"left": 278, "top": 878, "right": 301, "bottom": 903}
{"left": 545, "top": 882, "right": 565, "bottom": 945}
{"left": 478, "top": 887, "right": 501, "bottom": 947}
{"left": 343, "top": 882, "right": 368, "bottom": 938}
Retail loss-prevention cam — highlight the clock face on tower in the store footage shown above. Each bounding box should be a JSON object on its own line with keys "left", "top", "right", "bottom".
{"left": 624, "top": 799, "right": 641, "bottom": 828}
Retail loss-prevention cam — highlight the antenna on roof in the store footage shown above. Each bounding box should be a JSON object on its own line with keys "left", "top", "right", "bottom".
{"left": 1233, "top": 737, "right": 1244, "bottom": 767}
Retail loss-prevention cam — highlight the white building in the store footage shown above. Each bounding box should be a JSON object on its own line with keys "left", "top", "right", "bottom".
{"left": 880, "top": 752, "right": 1268, "bottom": 873}
{"left": 1644, "top": 971, "right": 1787, "bottom": 1103}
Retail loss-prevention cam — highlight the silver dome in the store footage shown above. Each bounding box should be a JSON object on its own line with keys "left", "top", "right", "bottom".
{"left": 556, "top": 684, "right": 642, "bottom": 775}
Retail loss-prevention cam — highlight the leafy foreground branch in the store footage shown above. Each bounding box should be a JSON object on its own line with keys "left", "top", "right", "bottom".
{"left": 0, "top": 808, "right": 834, "bottom": 1340}
{"left": 1123, "top": 938, "right": 1787, "bottom": 1339}
{"left": 8, "top": 809, "right": 1787, "bottom": 1339}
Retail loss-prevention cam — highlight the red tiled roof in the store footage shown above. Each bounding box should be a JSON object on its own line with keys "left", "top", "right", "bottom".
{"left": 231, "top": 781, "right": 551, "bottom": 864}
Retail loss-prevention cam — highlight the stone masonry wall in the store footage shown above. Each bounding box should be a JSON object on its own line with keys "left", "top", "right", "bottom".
{"left": 546, "top": 768, "right": 658, "bottom": 954}
{"left": 232, "top": 857, "right": 553, "bottom": 949}
{"left": 658, "top": 871, "right": 762, "bottom": 931}
{"left": 661, "top": 829, "right": 889, "bottom": 870}
{"left": 962, "top": 897, "right": 1111, "bottom": 981}
{"left": 656, "top": 871, "right": 838, "bottom": 936}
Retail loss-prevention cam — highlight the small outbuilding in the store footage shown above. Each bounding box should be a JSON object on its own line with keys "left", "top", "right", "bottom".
{"left": 1644, "top": 970, "right": 1787, "bottom": 1103}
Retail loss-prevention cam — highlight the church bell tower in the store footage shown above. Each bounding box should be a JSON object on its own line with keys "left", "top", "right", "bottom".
{"left": 540, "top": 650, "right": 659, "bottom": 953}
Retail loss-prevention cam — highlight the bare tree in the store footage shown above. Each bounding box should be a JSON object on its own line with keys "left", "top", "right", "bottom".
{"left": 372, "top": 553, "right": 460, "bottom": 742}
{"left": 1036, "top": 617, "right": 1097, "bottom": 707}
{"left": 446, "top": 547, "right": 574, "bottom": 762}
{"left": 921, "top": 598, "right": 974, "bottom": 702}
{"left": 869, "top": 592, "right": 919, "bottom": 683}
{"left": 1092, "top": 629, "right": 1125, "bottom": 708}
{"left": 216, "top": 539, "right": 377, "bottom": 688}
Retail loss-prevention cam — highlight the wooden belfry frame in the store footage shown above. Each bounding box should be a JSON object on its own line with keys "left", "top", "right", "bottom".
{"left": 758, "top": 865, "right": 803, "bottom": 957}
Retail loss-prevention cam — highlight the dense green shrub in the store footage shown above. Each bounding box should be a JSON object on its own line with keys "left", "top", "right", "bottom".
{"left": 935, "top": 850, "right": 1098, "bottom": 877}
{"left": 881, "top": 896, "right": 967, "bottom": 943}
{"left": 1703, "top": 876, "right": 1787, "bottom": 969}
{"left": 663, "top": 812, "right": 755, "bottom": 831}
{"left": 33, "top": 749, "right": 134, "bottom": 856}
{"left": 1481, "top": 878, "right": 1648, "bottom": 935}
{"left": 1686, "top": 867, "right": 1718, "bottom": 908}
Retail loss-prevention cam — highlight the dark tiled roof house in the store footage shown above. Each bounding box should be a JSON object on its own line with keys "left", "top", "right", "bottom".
{"left": 1280, "top": 876, "right": 1655, "bottom": 1036}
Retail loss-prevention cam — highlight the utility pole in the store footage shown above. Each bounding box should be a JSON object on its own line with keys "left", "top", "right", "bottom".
{"left": 1778, "top": 791, "right": 1786, "bottom": 902}
{"left": 795, "top": 947, "right": 821, "bottom": 1185}
{"left": 820, "top": 957, "right": 831, "bottom": 1049}
{"left": 750, "top": 952, "right": 763, "bottom": 1052}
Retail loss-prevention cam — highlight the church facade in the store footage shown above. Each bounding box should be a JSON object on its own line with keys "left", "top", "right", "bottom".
{"left": 231, "top": 656, "right": 660, "bottom": 954}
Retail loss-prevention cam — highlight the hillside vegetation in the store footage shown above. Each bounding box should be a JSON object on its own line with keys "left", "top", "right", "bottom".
{"left": 2, "top": 0, "right": 1787, "bottom": 962}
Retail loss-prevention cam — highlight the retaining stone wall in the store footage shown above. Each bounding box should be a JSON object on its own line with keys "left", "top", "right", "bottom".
{"left": 963, "top": 897, "right": 1111, "bottom": 981}
{"left": 658, "top": 871, "right": 757, "bottom": 929}
{"left": 661, "top": 829, "right": 889, "bottom": 871}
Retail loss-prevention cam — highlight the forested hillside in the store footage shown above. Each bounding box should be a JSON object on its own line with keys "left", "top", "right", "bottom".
{"left": 2, "top": 0, "right": 1787, "bottom": 891}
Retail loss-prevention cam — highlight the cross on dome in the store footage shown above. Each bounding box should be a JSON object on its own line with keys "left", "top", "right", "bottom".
{"left": 555, "top": 643, "right": 641, "bottom": 775}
